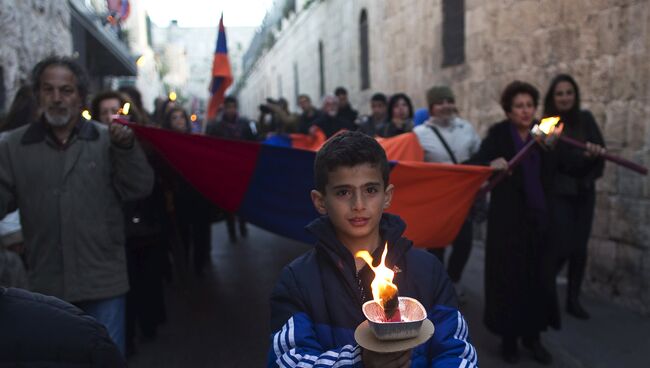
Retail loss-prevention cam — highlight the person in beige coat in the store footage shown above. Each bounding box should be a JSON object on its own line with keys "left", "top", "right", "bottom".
{"left": 0, "top": 56, "right": 153, "bottom": 355}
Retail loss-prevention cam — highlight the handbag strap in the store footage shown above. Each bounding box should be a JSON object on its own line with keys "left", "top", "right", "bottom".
{"left": 429, "top": 125, "right": 458, "bottom": 164}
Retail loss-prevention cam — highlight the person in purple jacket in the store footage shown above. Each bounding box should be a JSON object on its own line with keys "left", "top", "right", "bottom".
{"left": 268, "top": 131, "right": 478, "bottom": 367}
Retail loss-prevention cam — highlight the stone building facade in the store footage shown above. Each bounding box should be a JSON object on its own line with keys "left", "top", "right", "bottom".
{"left": 0, "top": 0, "right": 72, "bottom": 112}
{"left": 238, "top": 0, "right": 650, "bottom": 315}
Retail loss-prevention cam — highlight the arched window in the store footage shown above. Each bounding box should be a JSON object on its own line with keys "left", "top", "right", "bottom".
{"left": 318, "top": 41, "right": 325, "bottom": 97}
{"left": 442, "top": 0, "right": 465, "bottom": 66}
{"left": 359, "top": 9, "right": 370, "bottom": 90}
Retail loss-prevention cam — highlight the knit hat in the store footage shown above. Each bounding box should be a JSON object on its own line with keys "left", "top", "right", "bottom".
{"left": 426, "top": 86, "right": 455, "bottom": 107}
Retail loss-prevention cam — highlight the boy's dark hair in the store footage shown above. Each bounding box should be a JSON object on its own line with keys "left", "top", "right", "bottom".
{"left": 314, "top": 131, "right": 389, "bottom": 193}
{"left": 500, "top": 80, "right": 539, "bottom": 113}
{"left": 31, "top": 55, "right": 89, "bottom": 104}
{"left": 371, "top": 93, "right": 387, "bottom": 104}
{"left": 334, "top": 87, "right": 348, "bottom": 96}
{"left": 224, "top": 95, "right": 238, "bottom": 106}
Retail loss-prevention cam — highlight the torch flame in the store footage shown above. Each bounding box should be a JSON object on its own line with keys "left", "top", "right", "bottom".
{"left": 355, "top": 243, "right": 398, "bottom": 307}
{"left": 538, "top": 116, "right": 561, "bottom": 135}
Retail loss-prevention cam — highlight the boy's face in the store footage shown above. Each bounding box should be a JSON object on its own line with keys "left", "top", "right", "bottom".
{"left": 311, "top": 163, "right": 393, "bottom": 249}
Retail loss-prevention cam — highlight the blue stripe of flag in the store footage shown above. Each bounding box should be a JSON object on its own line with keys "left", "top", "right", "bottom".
{"left": 215, "top": 19, "right": 228, "bottom": 53}
{"left": 210, "top": 76, "right": 224, "bottom": 94}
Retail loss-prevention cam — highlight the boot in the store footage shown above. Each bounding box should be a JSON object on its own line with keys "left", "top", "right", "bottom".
{"left": 240, "top": 220, "right": 248, "bottom": 238}
{"left": 522, "top": 336, "right": 553, "bottom": 365}
{"left": 567, "top": 298, "right": 590, "bottom": 319}
{"left": 226, "top": 214, "right": 238, "bottom": 243}
{"left": 501, "top": 336, "right": 519, "bottom": 364}
{"left": 566, "top": 246, "right": 589, "bottom": 319}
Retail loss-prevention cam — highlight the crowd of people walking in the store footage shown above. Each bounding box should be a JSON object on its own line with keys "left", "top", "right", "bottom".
{"left": 241, "top": 75, "right": 606, "bottom": 365}
{"left": 0, "top": 53, "right": 606, "bottom": 366}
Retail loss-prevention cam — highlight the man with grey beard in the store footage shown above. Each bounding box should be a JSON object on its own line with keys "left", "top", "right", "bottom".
{"left": 313, "top": 95, "right": 357, "bottom": 138}
{"left": 0, "top": 56, "right": 153, "bottom": 355}
{"left": 413, "top": 86, "right": 481, "bottom": 302}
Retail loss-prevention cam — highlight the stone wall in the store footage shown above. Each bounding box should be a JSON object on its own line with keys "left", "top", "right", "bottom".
{"left": 238, "top": 0, "right": 650, "bottom": 314}
{"left": 0, "top": 0, "right": 72, "bottom": 111}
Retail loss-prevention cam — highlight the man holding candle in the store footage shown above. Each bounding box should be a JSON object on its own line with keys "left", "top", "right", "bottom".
{"left": 0, "top": 56, "right": 154, "bottom": 355}
{"left": 268, "top": 131, "right": 478, "bottom": 367}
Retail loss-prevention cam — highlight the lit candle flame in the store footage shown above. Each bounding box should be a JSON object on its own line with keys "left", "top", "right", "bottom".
{"left": 169, "top": 91, "right": 177, "bottom": 101}
{"left": 190, "top": 114, "right": 198, "bottom": 122}
{"left": 81, "top": 110, "right": 92, "bottom": 120}
{"left": 122, "top": 102, "right": 131, "bottom": 116}
{"left": 537, "top": 116, "right": 561, "bottom": 135}
{"left": 356, "top": 243, "right": 398, "bottom": 309}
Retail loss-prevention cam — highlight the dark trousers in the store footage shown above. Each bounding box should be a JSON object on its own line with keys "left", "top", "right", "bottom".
{"left": 125, "top": 239, "right": 167, "bottom": 352}
{"left": 192, "top": 221, "right": 212, "bottom": 273}
{"left": 551, "top": 192, "right": 596, "bottom": 302}
{"left": 178, "top": 218, "right": 212, "bottom": 274}
{"left": 226, "top": 213, "right": 248, "bottom": 242}
{"left": 429, "top": 220, "right": 473, "bottom": 282}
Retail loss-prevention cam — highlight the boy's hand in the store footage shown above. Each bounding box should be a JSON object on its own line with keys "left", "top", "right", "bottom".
{"left": 362, "top": 348, "right": 412, "bottom": 368}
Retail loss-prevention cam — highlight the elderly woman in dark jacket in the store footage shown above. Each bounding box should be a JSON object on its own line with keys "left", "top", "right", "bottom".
{"left": 466, "top": 81, "right": 556, "bottom": 365}
{"left": 543, "top": 74, "right": 605, "bottom": 321}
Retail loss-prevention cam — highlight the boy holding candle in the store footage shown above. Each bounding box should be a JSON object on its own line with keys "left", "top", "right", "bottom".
{"left": 268, "top": 131, "right": 478, "bottom": 367}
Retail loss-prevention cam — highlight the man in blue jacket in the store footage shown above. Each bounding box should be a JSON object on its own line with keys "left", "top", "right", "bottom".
{"left": 268, "top": 131, "right": 478, "bottom": 367}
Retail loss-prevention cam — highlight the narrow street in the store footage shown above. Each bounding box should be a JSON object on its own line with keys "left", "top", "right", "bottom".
{"left": 128, "top": 222, "right": 310, "bottom": 367}
{"left": 129, "top": 222, "right": 650, "bottom": 367}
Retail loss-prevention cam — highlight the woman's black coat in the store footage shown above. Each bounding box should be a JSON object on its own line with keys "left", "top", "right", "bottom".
{"left": 466, "top": 120, "right": 559, "bottom": 336}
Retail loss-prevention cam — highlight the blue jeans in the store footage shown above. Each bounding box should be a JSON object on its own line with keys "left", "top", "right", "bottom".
{"left": 77, "top": 294, "right": 126, "bottom": 356}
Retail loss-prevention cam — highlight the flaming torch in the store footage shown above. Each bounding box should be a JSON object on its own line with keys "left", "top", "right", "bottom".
{"left": 477, "top": 116, "right": 563, "bottom": 197}
{"left": 478, "top": 116, "right": 647, "bottom": 198}
{"left": 356, "top": 244, "right": 401, "bottom": 322}
{"left": 534, "top": 117, "right": 648, "bottom": 175}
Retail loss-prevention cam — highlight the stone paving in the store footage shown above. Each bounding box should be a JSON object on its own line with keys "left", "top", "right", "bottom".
{"left": 129, "top": 223, "right": 650, "bottom": 367}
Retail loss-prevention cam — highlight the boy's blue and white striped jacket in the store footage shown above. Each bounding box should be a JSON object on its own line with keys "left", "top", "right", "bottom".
{"left": 268, "top": 214, "right": 478, "bottom": 367}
